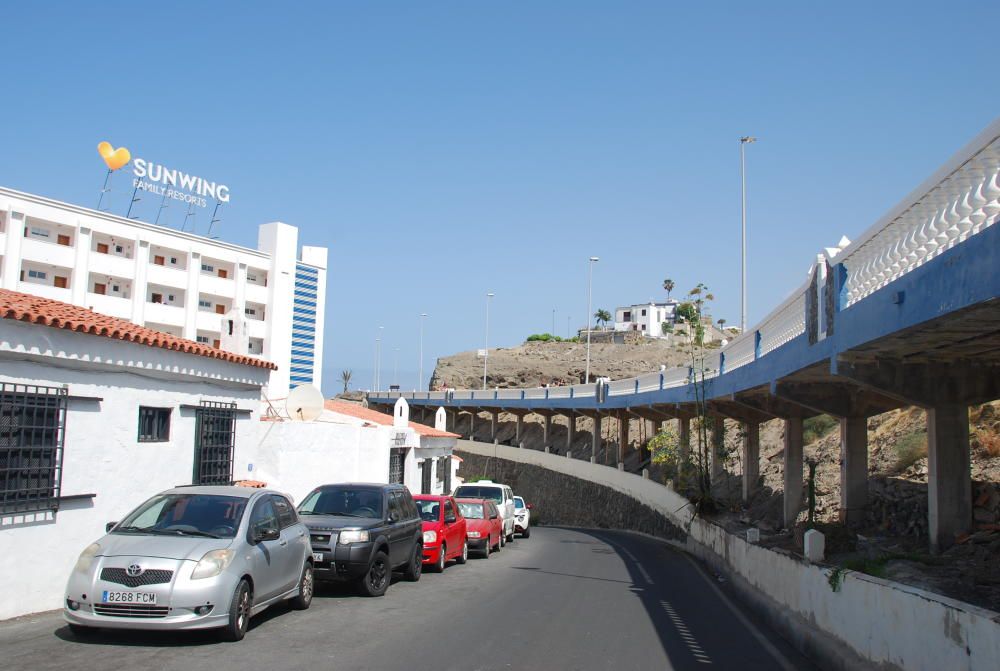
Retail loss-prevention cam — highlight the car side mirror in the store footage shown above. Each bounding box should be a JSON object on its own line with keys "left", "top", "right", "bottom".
{"left": 388, "top": 512, "right": 400, "bottom": 524}
{"left": 106, "top": 521, "right": 118, "bottom": 532}
{"left": 445, "top": 515, "right": 457, "bottom": 524}
{"left": 253, "top": 525, "right": 279, "bottom": 543}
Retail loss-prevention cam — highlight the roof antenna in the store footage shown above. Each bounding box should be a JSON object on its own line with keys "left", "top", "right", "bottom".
{"left": 126, "top": 183, "right": 142, "bottom": 219}
{"left": 96, "top": 169, "right": 113, "bottom": 211}
{"left": 154, "top": 191, "right": 169, "bottom": 226}
{"left": 182, "top": 202, "right": 196, "bottom": 232}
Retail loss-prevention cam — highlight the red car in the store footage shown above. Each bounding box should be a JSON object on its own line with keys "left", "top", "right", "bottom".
{"left": 456, "top": 498, "right": 503, "bottom": 558}
{"left": 413, "top": 495, "right": 468, "bottom": 571}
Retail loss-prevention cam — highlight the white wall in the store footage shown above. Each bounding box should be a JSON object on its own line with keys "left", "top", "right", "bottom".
{"left": 239, "top": 420, "right": 392, "bottom": 504}
{"left": 0, "top": 355, "right": 263, "bottom": 621}
{"left": 456, "top": 440, "right": 1000, "bottom": 671}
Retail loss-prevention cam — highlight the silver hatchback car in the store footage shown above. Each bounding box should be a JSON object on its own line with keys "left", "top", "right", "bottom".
{"left": 64, "top": 486, "right": 313, "bottom": 641}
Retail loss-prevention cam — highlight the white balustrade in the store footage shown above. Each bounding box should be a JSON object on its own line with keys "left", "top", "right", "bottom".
{"left": 721, "top": 332, "right": 755, "bottom": 372}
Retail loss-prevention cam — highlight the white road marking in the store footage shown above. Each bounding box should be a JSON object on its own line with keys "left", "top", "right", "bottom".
{"left": 662, "top": 600, "right": 712, "bottom": 664}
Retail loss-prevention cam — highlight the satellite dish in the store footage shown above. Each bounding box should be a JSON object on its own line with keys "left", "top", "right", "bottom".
{"left": 286, "top": 385, "right": 324, "bottom": 422}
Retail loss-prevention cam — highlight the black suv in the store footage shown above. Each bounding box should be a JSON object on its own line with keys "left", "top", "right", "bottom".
{"left": 297, "top": 483, "right": 423, "bottom": 596}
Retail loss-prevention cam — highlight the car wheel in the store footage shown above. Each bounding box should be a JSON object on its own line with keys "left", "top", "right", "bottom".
{"left": 403, "top": 542, "right": 422, "bottom": 582}
{"left": 68, "top": 623, "right": 97, "bottom": 638}
{"left": 522, "top": 525, "right": 531, "bottom": 539}
{"left": 290, "top": 562, "right": 313, "bottom": 610}
{"left": 434, "top": 543, "right": 447, "bottom": 572}
{"left": 357, "top": 550, "right": 390, "bottom": 597}
{"left": 221, "top": 578, "right": 252, "bottom": 642}
{"left": 457, "top": 541, "right": 468, "bottom": 564}
{"left": 484, "top": 540, "right": 491, "bottom": 557}
{"left": 498, "top": 533, "right": 504, "bottom": 549}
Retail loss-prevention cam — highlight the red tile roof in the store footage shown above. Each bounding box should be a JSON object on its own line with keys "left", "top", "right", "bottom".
{"left": 324, "top": 399, "right": 459, "bottom": 438}
{"left": 0, "top": 288, "right": 277, "bottom": 370}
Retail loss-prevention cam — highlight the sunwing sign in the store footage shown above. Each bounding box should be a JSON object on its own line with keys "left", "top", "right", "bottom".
{"left": 97, "top": 140, "right": 230, "bottom": 208}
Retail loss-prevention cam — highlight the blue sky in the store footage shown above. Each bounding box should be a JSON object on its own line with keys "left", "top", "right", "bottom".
{"left": 3, "top": 1, "right": 999, "bottom": 395}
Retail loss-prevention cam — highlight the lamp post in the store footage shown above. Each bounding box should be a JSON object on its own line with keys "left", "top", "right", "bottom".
{"left": 418, "top": 313, "right": 428, "bottom": 391}
{"left": 740, "top": 136, "right": 757, "bottom": 333}
{"left": 585, "top": 256, "right": 599, "bottom": 384}
{"left": 552, "top": 308, "right": 556, "bottom": 336}
{"left": 375, "top": 325, "right": 384, "bottom": 390}
{"left": 483, "top": 292, "right": 495, "bottom": 390}
{"left": 393, "top": 347, "right": 399, "bottom": 388}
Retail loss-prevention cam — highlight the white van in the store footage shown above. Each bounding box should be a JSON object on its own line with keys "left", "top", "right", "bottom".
{"left": 453, "top": 480, "right": 517, "bottom": 543}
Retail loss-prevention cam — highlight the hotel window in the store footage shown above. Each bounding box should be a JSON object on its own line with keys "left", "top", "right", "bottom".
{"left": 170, "top": 257, "right": 178, "bottom": 265}
{"left": 137, "top": 407, "right": 171, "bottom": 443}
{"left": 29, "top": 228, "right": 50, "bottom": 238}
{"left": 245, "top": 307, "right": 257, "bottom": 316}
{"left": 196, "top": 335, "right": 210, "bottom": 344}
{"left": 115, "top": 245, "right": 124, "bottom": 254}
{"left": 201, "top": 263, "right": 214, "bottom": 273}
{"left": 112, "top": 285, "right": 121, "bottom": 293}
{"left": 247, "top": 272, "right": 257, "bottom": 282}
{"left": 28, "top": 269, "right": 46, "bottom": 280}
{"left": 199, "top": 300, "right": 212, "bottom": 309}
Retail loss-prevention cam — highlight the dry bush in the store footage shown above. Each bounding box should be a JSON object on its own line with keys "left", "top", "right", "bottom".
{"left": 975, "top": 428, "right": 1000, "bottom": 458}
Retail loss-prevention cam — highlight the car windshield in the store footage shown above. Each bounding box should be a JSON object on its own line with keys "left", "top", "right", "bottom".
{"left": 453, "top": 486, "right": 502, "bottom": 503}
{"left": 298, "top": 487, "right": 383, "bottom": 518}
{"left": 457, "top": 502, "right": 484, "bottom": 519}
{"left": 415, "top": 500, "right": 440, "bottom": 522}
{"left": 514, "top": 498, "right": 525, "bottom": 509}
{"left": 116, "top": 493, "right": 247, "bottom": 539}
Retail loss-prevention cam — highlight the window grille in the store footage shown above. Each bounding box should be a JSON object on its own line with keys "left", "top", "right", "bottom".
{"left": 0, "top": 383, "right": 67, "bottom": 514}
{"left": 420, "top": 460, "right": 432, "bottom": 494}
{"left": 137, "top": 407, "right": 171, "bottom": 443}
{"left": 389, "top": 448, "right": 406, "bottom": 484}
{"left": 439, "top": 456, "right": 451, "bottom": 495}
{"left": 193, "top": 401, "right": 236, "bottom": 485}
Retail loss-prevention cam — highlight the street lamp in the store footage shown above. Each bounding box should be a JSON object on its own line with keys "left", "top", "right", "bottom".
{"left": 393, "top": 347, "right": 400, "bottom": 388}
{"left": 483, "top": 292, "right": 495, "bottom": 390}
{"left": 418, "top": 313, "right": 428, "bottom": 391}
{"left": 375, "top": 325, "right": 384, "bottom": 390}
{"left": 585, "top": 256, "right": 599, "bottom": 384}
{"left": 740, "top": 136, "right": 757, "bottom": 333}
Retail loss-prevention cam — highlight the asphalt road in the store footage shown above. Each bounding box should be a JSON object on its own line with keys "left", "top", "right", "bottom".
{"left": 1, "top": 527, "right": 814, "bottom": 670}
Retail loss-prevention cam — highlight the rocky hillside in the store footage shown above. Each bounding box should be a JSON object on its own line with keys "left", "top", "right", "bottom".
{"left": 430, "top": 339, "right": 694, "bottom": 390}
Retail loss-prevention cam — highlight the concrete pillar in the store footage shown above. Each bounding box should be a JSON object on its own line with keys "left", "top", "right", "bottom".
{"left": 70, "top": 226, "right": 91, "bottom": 305}
{"left": 592, "top": 414, "right": 602, "bottom": 458}
{"left": 542, "top": 414, "right": 552, "bottom": 448}
{"left": 469, "top": 412, "right": 476, "bottom": 439}
{"left": 710, "top": 415, "right": 725, "bottom": 483}
{"left": 182, "top": 249, "right": 200, "bottom": 340}
{"left": 617, "top": 412, "right": 629, "bottom": 464}
{"left": 515, "top": 414, "right": 524, "bottom": 444}
{"left": 490, "top": 411, "right": 499, "bottom": 441}
{"left": 839, "top": 416, "right": 869, "bottom": 526}
{"left": 678, "top": 417, "right": 691, "bottom": 479}
{"left": 566, "top": 412, "right": 576, "bottom": 450}
{"left": 783, "top": 417, "right": 804, "bottom": 529}
{"left": 928, "top": 404, "right": 971, "bottom": 552}
{"left": 742, "top": 421, "right": 760, "bottom": 503}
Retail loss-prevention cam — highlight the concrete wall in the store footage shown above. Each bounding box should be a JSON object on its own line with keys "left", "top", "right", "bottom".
{"left": 456, "top": 440, "right": 1000, "bottom": 671}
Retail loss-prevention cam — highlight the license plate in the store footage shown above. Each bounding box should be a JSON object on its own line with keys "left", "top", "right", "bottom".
{"left": 312, "top": 552, "right": 324, "bottom": 563}
{"left": 102, "top": 590, "right": 157, "bottom": 604}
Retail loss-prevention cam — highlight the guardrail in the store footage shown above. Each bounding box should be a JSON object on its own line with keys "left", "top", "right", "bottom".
{"left": 366, "top": 120, "right": 1000, "bottom": 408}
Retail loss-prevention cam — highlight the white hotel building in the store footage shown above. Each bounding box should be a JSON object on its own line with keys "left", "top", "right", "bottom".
{"left": 0, "top": 186, "right": 327, "bottom": 397}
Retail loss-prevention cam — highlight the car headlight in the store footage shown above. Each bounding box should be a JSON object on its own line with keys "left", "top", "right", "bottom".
{"left": 467, "top": 531, "right": 481, "bottom": 538}
{"left": 191, "top": 549, "right": 235, "bottom": 580}
{"left": 423, "top": 530, "right": 437, "bottom": 544}
{"left": 339, "top": 529, "right": 370, "bottom": 544}
{"left": 74, "top": 543, "right": 101, "bottom": 575}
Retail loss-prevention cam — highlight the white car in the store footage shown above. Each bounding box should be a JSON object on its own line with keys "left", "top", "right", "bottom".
{"left": 453, "top": 481, "right": 516, "bottom": 542}
{"left": 513, "top": 496, "right": 531, "bottom": 538}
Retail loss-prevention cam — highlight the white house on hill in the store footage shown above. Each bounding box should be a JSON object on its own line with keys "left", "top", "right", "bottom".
{"left": 614, "top": 300, "right": 678, "bottom": 338}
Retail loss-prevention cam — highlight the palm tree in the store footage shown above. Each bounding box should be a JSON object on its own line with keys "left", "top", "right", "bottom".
{"left": 594, "top": 309, "right": 612, "bottom": 330}
{"left": 663, "top": 278, "right": 675, "bottom": 300}
{"left": 340, "top": 369, "right": 353, "bottom": 394}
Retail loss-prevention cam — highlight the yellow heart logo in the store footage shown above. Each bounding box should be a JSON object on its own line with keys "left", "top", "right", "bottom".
{"left": 97, "top": 141, "right": 131, "bottom": 171}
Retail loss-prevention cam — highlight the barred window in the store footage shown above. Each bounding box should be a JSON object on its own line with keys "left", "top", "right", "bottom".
{"left": 138, "top": 407, "right": 171, "bottom": 443}
{"left": 0, "top": 384, "right": 67, "bottom": 514}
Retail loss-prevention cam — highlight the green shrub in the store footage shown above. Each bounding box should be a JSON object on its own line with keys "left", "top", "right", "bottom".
{"left": 803, "top": 414, "right": 838, "bottom": 444}
{"left": 893, "top": 431, "right": 928, "bottom": 472}
{"left": 526, "top": 333, "right": 577, "bottom": 343}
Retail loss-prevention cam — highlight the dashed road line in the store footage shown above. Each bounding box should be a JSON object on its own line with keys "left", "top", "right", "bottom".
{"left": 662, "top": 600, "right": 712, "bottom": 664}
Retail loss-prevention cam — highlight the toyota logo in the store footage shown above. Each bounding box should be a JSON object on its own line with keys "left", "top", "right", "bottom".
{"left": 126, "top": 564, "right": 143, "bottom": 577}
